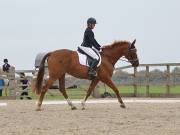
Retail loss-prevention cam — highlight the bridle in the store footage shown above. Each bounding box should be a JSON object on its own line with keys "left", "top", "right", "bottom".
{"left": 119, "top": 43, "right": 139, "bottom": 64}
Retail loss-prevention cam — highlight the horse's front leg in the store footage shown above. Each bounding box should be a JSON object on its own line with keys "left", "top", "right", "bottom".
{"left": 81, "top": 79, "right": 99, "bottom": 110}
{"left": 104, "top": 78, "right": 126, "bottom": 108}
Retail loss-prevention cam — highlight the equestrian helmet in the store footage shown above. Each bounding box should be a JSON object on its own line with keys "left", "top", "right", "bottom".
{"left": 4, "top": 59, "right": 8, "bottom": 63}
{"left": 87, "top": 17, "right": 97, "bottom": 24}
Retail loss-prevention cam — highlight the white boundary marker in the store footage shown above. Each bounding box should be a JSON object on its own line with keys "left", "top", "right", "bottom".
{"left": 42, "top": 99, "right": 180, "bottom": 105}
{"left": 0, "top": 103, "right": 7, "bottom": 106}
{"left": 1, "top": 99, "right": 180, "bottom": 107}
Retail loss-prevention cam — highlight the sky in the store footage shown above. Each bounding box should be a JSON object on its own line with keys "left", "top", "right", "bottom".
{"left": 0, "top": 0, "right": 180, "bottom": 70}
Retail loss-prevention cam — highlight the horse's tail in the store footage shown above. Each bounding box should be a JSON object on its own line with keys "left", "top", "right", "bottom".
{"left": 35, "top": 53, "right": 50, "bottom": 95}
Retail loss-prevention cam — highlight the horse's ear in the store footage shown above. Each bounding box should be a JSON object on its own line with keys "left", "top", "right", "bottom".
{"left": 131, "top": 39, "right": 136, "bottom": 48}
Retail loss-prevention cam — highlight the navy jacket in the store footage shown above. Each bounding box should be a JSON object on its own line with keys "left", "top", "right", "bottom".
{"left": 2, "top": 63, "right": 10, "bottom": 72}
{"left": 81, "top": 27, "right": 101, "bottom": 50}
{"left": 20, "top": 79, "right": 28, "bottom": 90}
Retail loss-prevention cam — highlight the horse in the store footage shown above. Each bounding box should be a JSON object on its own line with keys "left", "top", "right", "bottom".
{"left": 34, "top": 39, "right": 139, "bottom": 111}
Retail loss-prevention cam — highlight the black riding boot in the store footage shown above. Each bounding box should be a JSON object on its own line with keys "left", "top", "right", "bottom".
{"left": 88, "top": 59, "right": 98, "bottom": 79}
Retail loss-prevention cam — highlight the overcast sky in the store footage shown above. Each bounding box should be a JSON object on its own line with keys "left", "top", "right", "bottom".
{"left": 0, "top": 0, "right": 179, "bottom": 70}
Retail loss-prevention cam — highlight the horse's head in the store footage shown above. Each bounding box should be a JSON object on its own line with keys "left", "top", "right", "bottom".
{"left": 101, "top": 39, "right": 139, "bottom": 67}
{"left": 124, "top": 39, "right": 139, "bottom": 67}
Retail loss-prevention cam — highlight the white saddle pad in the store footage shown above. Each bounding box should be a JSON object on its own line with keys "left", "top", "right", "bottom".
{"left": 77, "top": 52, "right": 101, "bottom": 67}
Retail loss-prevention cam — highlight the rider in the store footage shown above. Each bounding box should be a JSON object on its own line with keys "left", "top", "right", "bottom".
{"left": 2, "top": 59, "right": 11, "bottom": 73}
{"left": 79, "top": 17, "right": 101, "bottom": 79}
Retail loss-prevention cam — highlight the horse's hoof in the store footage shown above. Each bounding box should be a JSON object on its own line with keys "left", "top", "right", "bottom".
{"left": 71, "top": 106, "right": 77, "bottom": 110}
{"left": 120, "top": 104, "right": 126, "bottom": 108}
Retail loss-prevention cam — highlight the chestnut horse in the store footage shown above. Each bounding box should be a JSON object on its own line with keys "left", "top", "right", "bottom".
{"left": 34, "top": 39, "right": 139, "bottom": 110}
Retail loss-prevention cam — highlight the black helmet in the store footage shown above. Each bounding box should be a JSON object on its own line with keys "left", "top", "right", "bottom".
{"left": 87, "top": 17, "right": 97, "bottom": 24}
{"left": 4, "top": 59, "right": 8, "bottom": 63}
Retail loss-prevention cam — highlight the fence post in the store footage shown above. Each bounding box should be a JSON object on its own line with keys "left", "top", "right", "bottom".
{"left": 7, "top": 66, "right": 16, "bottom": 98}
{"left": 133, "top": 67, "right": 137, "bottom": 97}
{"left": 166, "top": 65, "right": 170, "bottom": 96}
{"left": 146, "top": 66, "right": 150, "bottom": 97}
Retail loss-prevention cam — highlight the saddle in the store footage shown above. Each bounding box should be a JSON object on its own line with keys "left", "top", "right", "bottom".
{"left": 77, "top": 47, "right": 101, "bottom": 67}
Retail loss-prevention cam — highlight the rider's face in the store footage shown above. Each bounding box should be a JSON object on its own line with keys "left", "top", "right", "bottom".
{"left": 88, "top": 23, "right": 96, "bottom": 29}
{"left": 91, "top": 24, "right": 96, "bottom": 29}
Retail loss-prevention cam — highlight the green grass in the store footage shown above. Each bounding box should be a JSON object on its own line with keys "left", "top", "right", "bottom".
{"left": 1, "top": 85, "right": 180, "bottom": 100}
{"left": 98, "top": 85, "right": 180, "bottom": 94}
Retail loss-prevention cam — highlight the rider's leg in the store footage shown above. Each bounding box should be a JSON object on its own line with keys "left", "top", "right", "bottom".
{"left": 78, "top": 46, "right": 99, "bottom": 79}
{"left": 78, "top": 46, "right": 99, "bottom": 60}
{"left": 88, "top": 59, "right": 98, "bottom": 79}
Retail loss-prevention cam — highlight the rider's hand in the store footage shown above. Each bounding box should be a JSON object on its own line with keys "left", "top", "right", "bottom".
{"left": 99, "top": 48, "right": 102, "bottom": 52}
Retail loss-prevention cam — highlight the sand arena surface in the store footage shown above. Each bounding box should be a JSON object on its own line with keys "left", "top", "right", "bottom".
{"left": 0, "top": 99, "right": 180, "bottom": 135}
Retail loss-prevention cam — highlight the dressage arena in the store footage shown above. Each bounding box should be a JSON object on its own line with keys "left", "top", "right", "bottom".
{"left": 0, "top": 98, "right": 180, "bottom": 135}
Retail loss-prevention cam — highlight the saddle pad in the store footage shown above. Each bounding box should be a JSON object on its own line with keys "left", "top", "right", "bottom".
{"left": 77, "top": 52, "right": 101, "bottom": 67}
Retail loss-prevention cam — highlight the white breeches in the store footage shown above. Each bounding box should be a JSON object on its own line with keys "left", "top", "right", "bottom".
{"left": 78, "top": 46, "right": 99, "bottom": 60}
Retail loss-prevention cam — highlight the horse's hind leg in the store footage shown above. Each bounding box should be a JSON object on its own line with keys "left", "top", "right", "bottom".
{"left": 36, "top": 78, "right": 54, "bottom": 111}
{"left": 58, "top": 75, "right": 77, "bottom": 110}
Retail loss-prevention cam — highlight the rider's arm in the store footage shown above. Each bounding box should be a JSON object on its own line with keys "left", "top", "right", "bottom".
{"left": 87, "top": 30, "right": 101, "bottom": 50}
{"left": 93, "top": 39, "right": 101, "bottom": 50}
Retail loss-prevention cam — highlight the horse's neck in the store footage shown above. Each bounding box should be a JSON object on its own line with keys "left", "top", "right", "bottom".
{"left": 102, "top": 45, "right": 127, "bottom": 66}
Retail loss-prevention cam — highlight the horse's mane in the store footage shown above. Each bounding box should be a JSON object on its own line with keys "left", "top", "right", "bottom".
{"left": 103, "top": 40, "right": 129, "bottom": 49}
